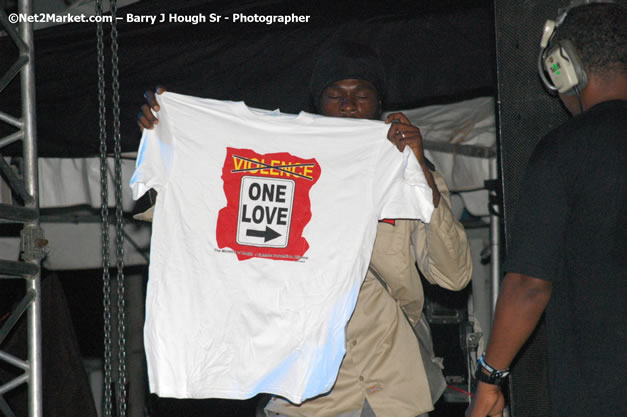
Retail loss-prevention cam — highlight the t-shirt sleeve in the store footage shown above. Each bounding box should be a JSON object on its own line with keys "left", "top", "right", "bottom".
{"left": 129, "top": 101, "right": 175, "bottom": 200}
{"left": 504, "top": 135, "right": 569, "bottom": 282}
{"left": 372, "top": 143, "right": 434, "bottom": 222}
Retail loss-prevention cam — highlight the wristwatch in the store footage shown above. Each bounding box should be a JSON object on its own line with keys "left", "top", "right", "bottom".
{"left": 474, "top": 354, "right": 510, "bottom": 386}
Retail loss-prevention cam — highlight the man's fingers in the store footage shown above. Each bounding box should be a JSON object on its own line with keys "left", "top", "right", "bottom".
{"left": 385, "top": 111, "right": 411, "bottom": 125}
{"left": 137, "top": 112, "right": 153, "bottom": 131}
{"left": 138, "top": 103, "right": 158, "bottom": 130}
{"left": 137, "top": 85, "right": 166, "bottom": 131}
{"left": 398, "top": 131, "right": 422, "bottom": 141}
{"left": 137, "top": 111, "right": 145, "bottom": 131}
{"left": 386, "top": 125, "right": 421, "bottom": 151}
{"left": 386, "top": 124, "right": 399, "bottom": 141}
{"left": 144, "top": 89, "right": 160, "bottom": 111}
{"left": 141, "top": 103, "right": 157, "bottom": 122}
{"left": 395, "top": 131, "right": 423, "bottom": 147}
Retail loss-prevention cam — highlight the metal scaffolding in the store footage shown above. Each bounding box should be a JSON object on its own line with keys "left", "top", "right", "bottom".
{"left": 0, "top": 0, "right": 44, "bottom": 416}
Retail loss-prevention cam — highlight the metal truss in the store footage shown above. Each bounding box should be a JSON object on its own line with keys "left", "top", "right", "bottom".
{"left": 0, "top": 0, "right": 45, "bottom": 416}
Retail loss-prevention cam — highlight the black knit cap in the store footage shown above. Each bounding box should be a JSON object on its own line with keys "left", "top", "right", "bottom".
{"left": 310, "top": 41, "right": 385, "bottom": 112}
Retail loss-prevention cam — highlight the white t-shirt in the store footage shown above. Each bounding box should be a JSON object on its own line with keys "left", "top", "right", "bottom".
{"left": 130, "top": 92, "right": 433, "bottom": 403}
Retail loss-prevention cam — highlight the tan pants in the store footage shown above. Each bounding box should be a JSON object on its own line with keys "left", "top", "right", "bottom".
{"left": 262, "top": 399, "right": 429, "bottom": 417}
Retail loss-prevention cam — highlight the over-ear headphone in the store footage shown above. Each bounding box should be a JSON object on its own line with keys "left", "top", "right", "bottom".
{"left": 537, "top": 0, "right": 615, "bottom": 95}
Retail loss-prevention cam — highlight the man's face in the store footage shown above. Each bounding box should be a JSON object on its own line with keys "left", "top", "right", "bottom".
{"left": 318, "top": 79, "right": 381, "bottom": 120}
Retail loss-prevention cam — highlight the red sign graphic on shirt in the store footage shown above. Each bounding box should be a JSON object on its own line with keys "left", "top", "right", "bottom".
{"left": 216, "top": 147, "right": 321, "bottom": 261}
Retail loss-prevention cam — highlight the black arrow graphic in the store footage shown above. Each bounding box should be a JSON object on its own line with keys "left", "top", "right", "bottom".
{"left": 246, "top": 226, "right": 281, "bottom": 242}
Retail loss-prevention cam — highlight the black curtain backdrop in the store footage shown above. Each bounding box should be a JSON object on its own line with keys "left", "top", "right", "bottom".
{"left": 1, "top": 0, "right": 495, "bottom": 157}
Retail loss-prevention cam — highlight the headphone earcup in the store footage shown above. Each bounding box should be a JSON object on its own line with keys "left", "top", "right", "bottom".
{"left": 544, "top": 39, "right": 588, "bottom": 94}
{"left": 559, "top": 40, "right": 588, "bottom": 94}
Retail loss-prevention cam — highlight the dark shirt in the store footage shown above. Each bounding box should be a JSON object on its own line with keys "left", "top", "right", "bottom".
{"left": 504, "top": 100, "right": 627, "bottom": 417}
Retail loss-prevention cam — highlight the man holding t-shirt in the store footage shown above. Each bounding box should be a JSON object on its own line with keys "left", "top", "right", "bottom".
{"left": 138, "top": 42, "right": 472, "bottom": 417}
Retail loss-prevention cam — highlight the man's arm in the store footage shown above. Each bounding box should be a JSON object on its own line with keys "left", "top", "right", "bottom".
{"left": 413, "top": 170, "right": 472, "bottom": 290}
{"left": 383, "top": 112, "right": 471, "bottom": 289}
{"left": 467, "top": 272, "right": 552, "bottom": 417}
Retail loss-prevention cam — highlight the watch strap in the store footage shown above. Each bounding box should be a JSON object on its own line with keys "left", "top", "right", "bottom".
{"left": 475, "top": 354, "right": 510, "bottom": 386}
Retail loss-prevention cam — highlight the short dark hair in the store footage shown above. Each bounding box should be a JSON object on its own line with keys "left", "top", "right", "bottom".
{"left": 555, "top": 3, "right": 627, "bottom": 77}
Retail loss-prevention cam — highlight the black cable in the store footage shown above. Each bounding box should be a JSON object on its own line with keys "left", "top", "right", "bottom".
{"left": 573, "top": 85, "right": 585, "bottom": 113}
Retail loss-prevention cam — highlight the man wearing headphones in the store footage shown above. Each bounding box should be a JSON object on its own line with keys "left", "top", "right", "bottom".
{"left": 467, "top": 3, "right": 626, "bottom": 417}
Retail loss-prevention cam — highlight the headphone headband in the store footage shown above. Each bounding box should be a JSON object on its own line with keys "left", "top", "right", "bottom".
{"left": 556, "top": 0, "right": 615, "bottom": 27}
